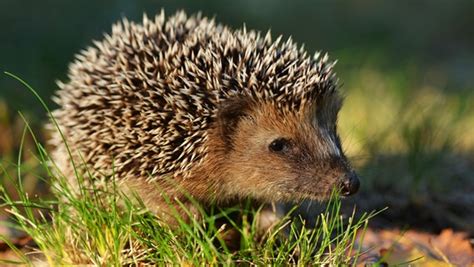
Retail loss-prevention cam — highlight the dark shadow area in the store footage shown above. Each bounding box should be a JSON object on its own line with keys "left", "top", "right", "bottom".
{"left": 348, "top": 152, "right": 474, "bottom": 235}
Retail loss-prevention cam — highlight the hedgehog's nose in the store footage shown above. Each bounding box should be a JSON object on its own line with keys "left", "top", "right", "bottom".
{"left": 340, "top": 172, "right": 360, "bottom": 196}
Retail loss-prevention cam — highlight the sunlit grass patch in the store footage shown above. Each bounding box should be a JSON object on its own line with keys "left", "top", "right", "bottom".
{"left": 340, "top": 68, "right": 474, "bottom": 155}
{"left": 339, "top": 67, "right": 474, "bottom": 185}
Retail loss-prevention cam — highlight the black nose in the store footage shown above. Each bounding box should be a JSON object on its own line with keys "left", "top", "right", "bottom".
{"left": 340, "top": 172, "right": 360, "bottom": 196}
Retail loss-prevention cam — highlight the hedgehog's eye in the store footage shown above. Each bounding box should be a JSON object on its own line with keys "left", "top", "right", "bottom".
{"left": 269, "top": 138, "right": 290, "bottom": 153}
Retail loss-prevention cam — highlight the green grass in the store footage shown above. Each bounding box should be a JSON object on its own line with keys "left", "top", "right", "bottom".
{"left": 0, "top": 74, "right": 378, "bottom": 265}
{"left": 1, "top": 176, "right": 376, "bottom": 265}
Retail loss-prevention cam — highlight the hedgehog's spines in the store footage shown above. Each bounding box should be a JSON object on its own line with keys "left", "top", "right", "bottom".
{"left": 52, "top": 10, "right": 338, "bottom": 182}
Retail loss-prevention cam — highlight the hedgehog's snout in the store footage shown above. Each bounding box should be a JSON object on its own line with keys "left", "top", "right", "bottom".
{"left": 339, "top": 171, "right": 360, "bottom": 196}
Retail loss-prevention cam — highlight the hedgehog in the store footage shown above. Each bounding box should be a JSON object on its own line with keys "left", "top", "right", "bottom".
{"left": 49, "top": 10, "right": 359, "bottom": 224}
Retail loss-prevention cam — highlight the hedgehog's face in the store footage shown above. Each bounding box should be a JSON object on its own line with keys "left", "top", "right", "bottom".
{"left": 216, "top": 96, "right": 359, "bottom": 202}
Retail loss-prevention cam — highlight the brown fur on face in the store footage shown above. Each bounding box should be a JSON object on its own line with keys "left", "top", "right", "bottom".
{"left": 181, "top": 93, "right": 357, "bottom": 205}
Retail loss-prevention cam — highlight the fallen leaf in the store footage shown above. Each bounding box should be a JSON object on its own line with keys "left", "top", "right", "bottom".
{"left": 354, "top": 228, "right": 474, "bottom": 266}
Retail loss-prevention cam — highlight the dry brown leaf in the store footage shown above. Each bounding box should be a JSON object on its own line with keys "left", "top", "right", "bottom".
{"left": 355, "top": 228, "right": 474, "bottom": 266}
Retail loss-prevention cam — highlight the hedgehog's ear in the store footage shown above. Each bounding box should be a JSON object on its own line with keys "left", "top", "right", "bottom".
{"left": 216, "top": 97, "right": 252, "bottom": 147}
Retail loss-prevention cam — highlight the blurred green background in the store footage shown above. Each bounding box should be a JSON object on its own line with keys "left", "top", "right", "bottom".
{"left": 1, "top": 0, "right": 473, "bottom": 111}
{"left": 0, "top": 0, "right": 473, "bottom": 233}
